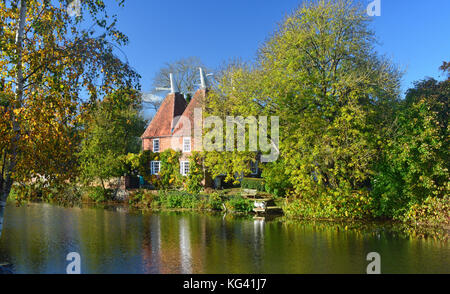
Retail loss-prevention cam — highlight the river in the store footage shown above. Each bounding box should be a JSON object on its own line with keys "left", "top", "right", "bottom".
{"left": 0, "top": 203, "right": 448, "bottom": 274}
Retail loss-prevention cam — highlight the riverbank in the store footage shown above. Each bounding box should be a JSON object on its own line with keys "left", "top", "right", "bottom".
{"left": 127, "top": 189, "right": 259, "bottom": 214}
{"left": 7, "top": 186, "right": 449, "bottom": 241}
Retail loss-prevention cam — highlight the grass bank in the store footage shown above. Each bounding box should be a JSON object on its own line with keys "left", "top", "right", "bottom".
{"left": 128, "top": 189, "right": 254, "bottom": 214}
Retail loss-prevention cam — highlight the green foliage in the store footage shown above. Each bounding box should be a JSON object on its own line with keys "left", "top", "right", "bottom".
{"left": 204, "top": 151, "right": 255, "bottom": 185}
{"left": 241, "top": 178, "right": 265, "bottom": 192}
{"left": 121, "top": 150, "right": 155, "bottom": 181}
{"left": 158, "top": 191, "right": 201, "bottom": 210}
{"left": 401, "top": 196, "right": 450, "bottom": 227}
{"left": 371, "top": 76, "right": 449, "bottom": 219}
{"left": 78, "top": 88, "right": 146, "bottom": 191}
{"left": 158, "top": 149, "right": 182, "bottom": 189}
{"left": 261, "top": 160, "right": 292, "bottom": 197}
{"left": 204, "top": 0, "right": 401, "bottom": 217}
{"left": 128, "top": 189, "right": 157, "bottom": 208}
{"left": 225, "top": 196, "right": 254, "bottom": 213}
{"left": 186, "top": 151, "right": 204, "bottom": 194}
{"left": 284, "top": 189, "right": 373, "bottom": 220}
{"left": 262, "top": 1, "right": 399, "bottom": 200}
{"left": 9, "top": 182, "right": 81, "bottom": 205}
{"left": 85, "top": 187, "right": 113, "bottom": 203}
{"left": 127, "top": 189, "right": 258, "bottom": 214}
{"left": 206, "top": 192, "right": 225, "bottom": 211}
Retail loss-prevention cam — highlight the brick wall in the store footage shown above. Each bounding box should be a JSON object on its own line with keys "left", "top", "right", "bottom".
{"left": 142, "top": 136, "right": 194, "bottom": 160}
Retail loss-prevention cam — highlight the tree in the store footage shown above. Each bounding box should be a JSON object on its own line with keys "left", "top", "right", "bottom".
{"left": 205, "top": 0, "right": 401, "bottom": 214}
{"left": 440, "top": 61, "right": 450, "bottom": 77}
{"left": 203, "top": 62, "right": 262, "bottom": 183}
{"left": 151, "top": 57, "right": 208, "bottom": 102}
{"left": 0, "top": 0, "right": 140, "bottom": 237}
{"left": 372, "top": 64, "right": 449, "bottom": 218}
{"left": 78, "top": 88, "right": 146, "bottom": 193}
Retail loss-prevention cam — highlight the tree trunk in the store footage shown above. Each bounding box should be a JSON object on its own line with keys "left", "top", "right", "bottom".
{"left": 0, "top": 0, "right": 27, "bottom": 238}
{"left": 0, "top": 192, "right": 9, "bottom": 238}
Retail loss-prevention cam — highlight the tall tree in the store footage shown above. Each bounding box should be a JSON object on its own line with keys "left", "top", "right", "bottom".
{"left": 205, "top": 0, "right": 401, "bottom": 203}
{"left": 78, "top": 88, "right": 146, "bottom": 193}
{"left": 0, "top": 0, "right": 140, "bottom": 237}
{"left": 372, "top": 64, "right": 449, "bottom": 218}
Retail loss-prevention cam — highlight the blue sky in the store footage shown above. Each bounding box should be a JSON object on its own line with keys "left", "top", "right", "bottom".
{"left": 108, "top": 0, "right": 449, "bottom": 103}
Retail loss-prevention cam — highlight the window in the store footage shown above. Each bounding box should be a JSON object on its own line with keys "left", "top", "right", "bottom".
{"left": 180, "top": 161, "right": 190, "bottom": 176}
{"left": 151, "top": 161, "right": 161, "bottom": 175}
{"left": 250, "top": 160, "right": 259, "bottom": 175}
{"left": 153, "top": 139, "right": 160, "bottom": 153}
{"left": 183, "top": 137, "right": 191, "bottom": 153}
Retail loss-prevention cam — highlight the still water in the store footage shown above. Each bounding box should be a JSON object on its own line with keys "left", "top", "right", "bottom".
{"left": 0, "top": 203, "right": 448, "bottom": 274}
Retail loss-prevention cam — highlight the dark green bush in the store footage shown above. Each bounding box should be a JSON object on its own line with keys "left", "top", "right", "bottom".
{"left": 206, "top": 193, "right": 225, "bottom": 211}
{"left": 159, "top": 191, "right": 201, "bottom": 209}
{"left": 241, "top": 178, "right": 265, "bottom": 192}
{"left": 225, "top": 196, "right": 254, "bottom": 213}
{"left": 261, "top": 160, "right": 292, "bottom": 197}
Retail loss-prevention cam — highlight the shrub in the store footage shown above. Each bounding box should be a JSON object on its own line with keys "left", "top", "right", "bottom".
{"left": 262, "top": 160, "right": 292, "bottom": 197}
{"left": 158, "top": 149, "right": 182, "bottom": 189}
{"left": 206, "top": 192, "right": 225, "bottom": 211}
{"left": 284, "top": 189, "right": 374, "bottom": 220}
{"left": 241, "top": 178, "right": 265, "bottom": 192}
{"left": 128, "top": 189, "right": 157, "bottom": 208}
{"left": 159, "top": 191, "right": 201, "bottom": 209}
{"left": 86, "top": 187, "right": 113, "bottom": 203}
{"left": 401, "top": 196, "right": 450, "bottom": 227}
{"left": 225, "top": 196, "right": 254, "bottom": 213}
{"left": 9, "top": 182, "right": 81, "bottom": 204}
{"left": 186, "top": 152, "right": 204, "bottom": 194}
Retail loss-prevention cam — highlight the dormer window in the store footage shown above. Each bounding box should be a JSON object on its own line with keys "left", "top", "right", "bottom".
{"left": 183, "top": 137, "right": 191, "bottom": 153}
{"left": 153, "top": 139, "right": 160, "bottom": 153}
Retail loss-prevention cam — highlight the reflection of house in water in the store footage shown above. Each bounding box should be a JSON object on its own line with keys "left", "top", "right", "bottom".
{"left": 141, "top": 216, "right": 161, "bottom": 274}
{"left": 140, "top": 214, "right": 209, "bottom": 274}
{"left": 179, "top": 217, "right": 192, "bottom": 274}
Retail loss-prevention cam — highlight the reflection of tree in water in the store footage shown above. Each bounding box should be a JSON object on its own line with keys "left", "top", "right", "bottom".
{"left": 0, "top": 204, "right": 448, "bottom": 274}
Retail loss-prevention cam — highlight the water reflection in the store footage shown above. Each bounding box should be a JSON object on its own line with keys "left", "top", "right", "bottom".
{"left": 179, "top": 217, "right": 192, "bottom": 274}
{"left": 0, "top": 203, "right": 448, "bottom": 274}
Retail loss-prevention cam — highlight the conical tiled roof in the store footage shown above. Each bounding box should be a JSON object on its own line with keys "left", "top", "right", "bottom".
{"left": 172, "top": 89, "right": 206, "bottom": 136}
{"left": 141, "top": 93, "right": 187, "bottom": 138}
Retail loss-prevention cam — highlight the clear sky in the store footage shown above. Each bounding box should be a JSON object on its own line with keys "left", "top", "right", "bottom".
{"left": 108, "top": 0, "right": 450, "bottom": 104}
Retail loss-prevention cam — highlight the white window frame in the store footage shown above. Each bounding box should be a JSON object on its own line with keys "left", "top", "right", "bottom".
{"left": 180, "top": 161, "right": 190, "bottom": 176}
{"left": 151, "top": 161, "right": 161, "bottom": 175}
{"left": 183, "top": 137, "right": 191, "bottom": 153}
{"left": 250, "top": 160, "right": 259, "bottom": 175}
{"left": 153, "top": 139, "right": 160, "bottom": 153}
